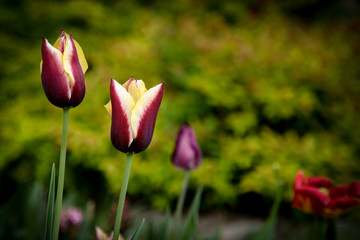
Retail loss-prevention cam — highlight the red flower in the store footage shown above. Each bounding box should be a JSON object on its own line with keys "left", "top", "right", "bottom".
{"left": 292, "top": 171, "right": 360, "bottom": 218}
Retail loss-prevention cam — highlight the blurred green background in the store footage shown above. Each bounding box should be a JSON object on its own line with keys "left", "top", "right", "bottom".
{"left": 0, "top": 0, "right": 360, "bottom": 238}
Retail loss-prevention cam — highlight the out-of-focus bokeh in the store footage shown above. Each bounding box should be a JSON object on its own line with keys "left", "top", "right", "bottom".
{"left": 1, "top": 0, "right": 360, "bottom": 238}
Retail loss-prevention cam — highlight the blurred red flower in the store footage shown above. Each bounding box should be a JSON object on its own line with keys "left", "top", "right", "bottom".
{"left": 292, "top": 170, "right": 360, "bottom": 218}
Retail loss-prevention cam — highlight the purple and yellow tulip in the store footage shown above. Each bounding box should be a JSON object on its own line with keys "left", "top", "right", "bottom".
{"left": 105, "top": 77, "right": 164, "bottom": 154}
{"left": 41, "top": 30, "right": 88, "bottom": 108}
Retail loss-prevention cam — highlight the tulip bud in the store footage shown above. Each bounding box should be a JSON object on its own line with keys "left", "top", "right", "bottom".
{"left": 41, "top": 30, "right": 88, "bottom": 108}
{"left": 172, "top": 124, "right": 202, "bottom": 171}
{"left": 105, "top": 77, "right": 164, "bottom": 154}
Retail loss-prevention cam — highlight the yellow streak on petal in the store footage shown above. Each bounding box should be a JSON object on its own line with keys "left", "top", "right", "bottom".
{"left": 40, "top": 61, "right": 43, "bottom": 74}
{"left": 136, "top": 80, "right": 147, "bottom": 97}
{"left": 62, "top": 36, "right": 75, "bottom": 89}
{"left": 131, "top": 83, "right": 162, "bottom": 138}
{"left": 122, "top": 79, "right": 131, "bottom": 90}
{"left": 95, "top": 226, "right": 109, "bottom": 240}
{"left": 128, "top": 80, "right": 141, "bottom": 103}
{"left": 104, "top": 100, "right": 112, "bottom": 117}
{"left": 53, "top": 37, "right": 62, "bottom": 51}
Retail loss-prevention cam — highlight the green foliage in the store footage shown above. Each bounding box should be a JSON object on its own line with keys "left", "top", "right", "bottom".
{"left": 1, "top": 0, "right": 360, "bottom": 216}
{"left": 141, "top": 185, "right": 219, "bottom": 240}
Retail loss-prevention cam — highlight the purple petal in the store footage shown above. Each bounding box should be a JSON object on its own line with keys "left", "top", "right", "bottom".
{"left": 130, "top": 83, "right": 164, "bottom": 153}
{"left": 41, "top": 37, "right": 71, "bottom": 108}
{"left": 64, "top": 34, "right": 85, "bottom": 107}
{"left": 110, "top": 79, "right": 134, "bottom": 153}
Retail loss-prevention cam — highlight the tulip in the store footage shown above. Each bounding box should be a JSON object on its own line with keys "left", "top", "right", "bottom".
{"left": 105, "top": 76, "right": 164, "bottom": 154}
{"left": 41, "top": 30, "right": 88, "bottom": 108}
{"left": 292, "top": 171, "right": 360, "bottom": 218}
{"left": 171, "top": 124, "right": 202, "bottom": 229}
{"left": 172, "top": 124, "right": 202, "bottom": 171}
{"left": 41, "top": 30, "right": 88, "bottom": 240}
{"left": 105, "top": 76, "right": 163, "bottom": 240}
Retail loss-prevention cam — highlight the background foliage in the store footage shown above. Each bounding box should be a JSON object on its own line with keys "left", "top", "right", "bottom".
{"left": 0, "top": 0, "right": 360, "bottom": 236}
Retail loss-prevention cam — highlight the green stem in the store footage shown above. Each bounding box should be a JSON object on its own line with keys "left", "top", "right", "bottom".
{"left": 52, "top": 108, "right": 70, "bottom": 240}
{"left": 175, "top": 171, "right": 190, "bottom": 226}
{"left": 113, "top": 153, "right": 134, "bottom": 240}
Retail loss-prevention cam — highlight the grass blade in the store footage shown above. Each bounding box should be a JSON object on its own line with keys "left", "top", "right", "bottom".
{"left": 180, "top": 185, "right": 203, "bottom": 240}
{"left": 44, "top": 163, "right": 56, "bottom": 240}
{"left": 131, "top": 218, "right": 145, "bottom": 240}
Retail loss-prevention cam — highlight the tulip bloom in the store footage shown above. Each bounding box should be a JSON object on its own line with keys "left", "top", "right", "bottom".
{"left": 105, "top": 77, "right": 164, "bottom": 154}
{"left": 292, "top": 171, "right": 360, "bottom": 218}
{"left": 41, "top": 30, "right": 88, "bottom": 108}
{"left": 172, "top": 124, "right": 202, "bottom": 171}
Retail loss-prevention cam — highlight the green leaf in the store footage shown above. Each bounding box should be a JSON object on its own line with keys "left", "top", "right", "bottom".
{"left": 179, "top": 185, "right": 203, "bottom": 240}
{"left": 158, "top": 208, "right": 171, "bottom": 240}
{"left": 131, "top": 218, "right": 145, "bottom": 240}
{"left": 251, "top": 176, "right": 283, "bottom": 240}
{"left": 44, "top": 163, "right": 56, "bottom": 240}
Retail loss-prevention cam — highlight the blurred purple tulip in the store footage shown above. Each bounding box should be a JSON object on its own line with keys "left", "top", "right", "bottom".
{"left": 41, "top": 30, "right": 88, "bottom": 108}
{"left": 172, "top": 124, "right": 202, "bottom": 170}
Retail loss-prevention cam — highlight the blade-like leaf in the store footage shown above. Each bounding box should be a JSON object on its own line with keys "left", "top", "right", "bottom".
{"left": 131, "top": 218, "right": 145, "bottom": 240}
{"left": 158, "top": 208, "right": 171, "bottom": 240}
{"left": 180, "top": 185, "right": 203, "bottom": 240}
{"left": 44, "top": 163, "right": 56, "bottom": 240}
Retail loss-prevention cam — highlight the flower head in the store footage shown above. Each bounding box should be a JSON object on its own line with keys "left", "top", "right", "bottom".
{"left": 105, "top": 77, "right": 164, "bottom": 153}
{"left": 60, "top": 207, "right": 83, "bottom": 232}
{"left": 292, "top": 171, "right": 360, "bottom": 218}
{"left": 41, "top": 30, "right": 88, "bottom": 108}
{"left": 172, "top": 124, "right": 202, "bottom": 171}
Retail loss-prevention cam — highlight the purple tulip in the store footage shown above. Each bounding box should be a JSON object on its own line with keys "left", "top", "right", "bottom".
{"left": 172, "top": 124, "right": 202, "bottom": 170}
{"left": 41, "top": 30, "right": 88, "bottom": 108}
{"left": 105, "top": 77, "right": 164, "bottom": 153}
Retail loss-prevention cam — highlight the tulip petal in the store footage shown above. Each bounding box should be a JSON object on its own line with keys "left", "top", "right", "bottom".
{"left": 63, "top": 34, "right": 86, "bottom": 107}
{"left": 53, "top": 30, "right": 66, "bottom": 53}
{"left": 95, "top": 226, "right": 109, "bottom": 240}
{"left": 104, "top": 100, "right": 112, "bottom": 118}
{"left": 73, "top": 39, "right": 88, "bottom": 74}
{"left": 293, "top": 171, "right": 307, "bottom": 189}
{"left": 41, "top": 37, "right": 72, "bottom": 107}
{"left": 293, "top": 187, "right": 329, "bottom": 215}
{"left": 329, "top": 185, "right": 348, "bottom": 199}
{"left": 110, "top": 79, "right": 135, "bottom": 153}
{"left": 307, "top": 177, "right": 333, "bottom": 188}
{"left": 348, "top": 181, "right": 360, "bottom": 199}
{"left": 130, "top": 82, "right": 164, "bottom": 153}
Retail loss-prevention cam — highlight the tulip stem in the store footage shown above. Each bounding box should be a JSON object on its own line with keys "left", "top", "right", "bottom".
{"left": 113, "top": 153, "right": 134, "bottom": 240}
{"left": 52, "top": 108, "right": 70, "bottom": 240}
{"left": 175, "top": 171, "right": 190, "bottom": 227}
